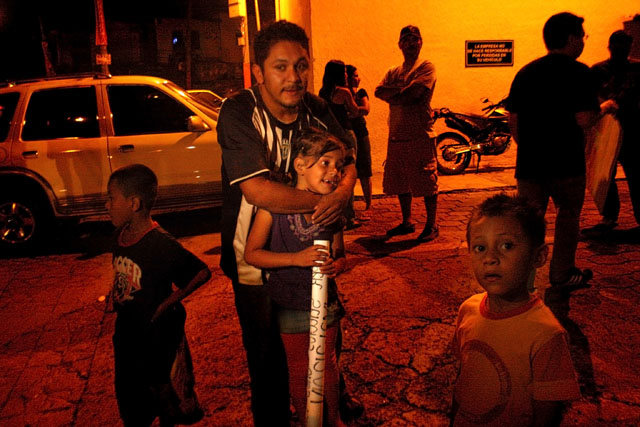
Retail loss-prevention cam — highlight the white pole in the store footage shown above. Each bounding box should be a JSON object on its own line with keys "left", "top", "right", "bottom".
{"left": 306, "top": 240, "right": 330, "bottom": 427}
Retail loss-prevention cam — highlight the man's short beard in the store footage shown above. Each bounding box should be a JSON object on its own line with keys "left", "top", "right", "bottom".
{"left": 278, "top": 99, "right": 301, "bottom": 110}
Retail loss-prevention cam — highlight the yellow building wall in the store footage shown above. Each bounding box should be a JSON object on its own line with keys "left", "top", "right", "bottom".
{"left": 279, "top": 0, "right": 637, "bottom": 177}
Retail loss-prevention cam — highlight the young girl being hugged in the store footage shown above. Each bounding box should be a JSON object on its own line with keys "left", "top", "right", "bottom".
{"left": 244, "top": 128, "right": 348, "bottom": 426}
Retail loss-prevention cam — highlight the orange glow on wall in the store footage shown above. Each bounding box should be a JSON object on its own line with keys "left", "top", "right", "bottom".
{"left": 283, "top": 0, "right": 638, "bottom": 178}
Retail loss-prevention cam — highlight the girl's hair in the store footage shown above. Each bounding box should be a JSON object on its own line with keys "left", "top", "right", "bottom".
{"left": 290, "top": 128, "right": 346, "bottom": 184}
{"left": 346, "top": 64, "right": 357, "bottom": 80}
{"left": 319, "top": 60, "right": 347, "bottom": 101}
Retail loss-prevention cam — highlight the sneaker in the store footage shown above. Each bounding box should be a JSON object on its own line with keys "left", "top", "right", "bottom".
{"left": 386, "top": 222, "right": 415, "bottom": 236}
{"left": 550, "top": 268, "right": 593, "bottom": 288}
{"left": 417, "top": 226, "right": 439, "bottom": 243}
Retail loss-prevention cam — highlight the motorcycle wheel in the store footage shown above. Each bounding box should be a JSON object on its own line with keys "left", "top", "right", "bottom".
{"left": 435, "top": 133, "right": 472, "bottom": 175}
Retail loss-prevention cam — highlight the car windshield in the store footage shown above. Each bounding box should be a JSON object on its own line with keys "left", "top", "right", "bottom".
{"left": 163, "top": 81, "right": 219, "bottom": 118}
{"left": 188, "top": 90, "right": 224, "bottom": 110}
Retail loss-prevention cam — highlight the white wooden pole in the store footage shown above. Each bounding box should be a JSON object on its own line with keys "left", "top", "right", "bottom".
{"left": 306, "top": 240, "right": 330, "bottom": 427}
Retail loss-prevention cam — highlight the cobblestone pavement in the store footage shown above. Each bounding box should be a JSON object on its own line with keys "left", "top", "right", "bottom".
{"left": 1, "top": 175, "right": 639, "bottom": 426}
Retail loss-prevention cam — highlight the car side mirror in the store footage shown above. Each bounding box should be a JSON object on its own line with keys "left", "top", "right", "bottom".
{"left": 187, "top": 115, "right": 210, "bottom": 132}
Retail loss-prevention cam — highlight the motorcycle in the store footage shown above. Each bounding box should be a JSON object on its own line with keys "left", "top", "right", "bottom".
{"left": 432, "top": 98, "right": 512, "bottom": 175}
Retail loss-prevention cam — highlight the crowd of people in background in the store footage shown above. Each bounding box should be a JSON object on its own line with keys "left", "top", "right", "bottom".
{"left": 104, "top": 10, "right": 639, "bottom": 427}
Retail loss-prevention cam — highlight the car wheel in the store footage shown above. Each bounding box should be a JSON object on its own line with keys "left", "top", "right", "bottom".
{"left": 0, "top": 193, "right": 52, "bottom": 251}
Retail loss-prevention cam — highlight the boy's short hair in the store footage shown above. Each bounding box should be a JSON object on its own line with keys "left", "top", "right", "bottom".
{"left": 467, "top": 193, "right": 546, "bottom": 247}
{"left": 108, "top": 164, "right": 158, "bottom": 211}
{"left": 254, "top": 20, "right": 309, "bottom": 69}
{"left": 543, "top": 12, "right": 584, "bottom": 50}
{"left": 609, "top": 29, "right": 632, "bottom": 47}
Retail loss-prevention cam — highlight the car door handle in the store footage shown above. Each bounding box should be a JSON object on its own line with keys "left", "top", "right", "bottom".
{"left": 119, "top": 145, "right": 134, "bottom": 153}
{"left": 22, "top": 150, "right": 38, "bottom": 159}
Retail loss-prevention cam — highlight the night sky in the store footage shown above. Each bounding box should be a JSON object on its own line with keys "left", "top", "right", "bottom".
{"left": 0, "top": 0, "right": 229, "bottom": 80}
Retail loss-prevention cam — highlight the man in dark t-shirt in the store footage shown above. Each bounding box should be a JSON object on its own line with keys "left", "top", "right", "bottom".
{"left": 216, "top": 21, "right": 356, "bottom": 426}
{"left": 506, "top": 12, "right": 599, "bottom": 288}
{"left": 583, "top": 30, "right": 640, "bottom": 234}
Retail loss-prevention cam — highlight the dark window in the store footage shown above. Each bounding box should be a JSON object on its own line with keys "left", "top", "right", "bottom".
{"left": 191, "top": 30, "right": 200, "bottom": 50}
{"left": 107, "top": 85, "right": 194, "bottom": 136}
{"left": 0, "top": 92, "right": 20, "bottom": 142}
{"left": 22, "top": 87, "right": 99, "bottom": 141}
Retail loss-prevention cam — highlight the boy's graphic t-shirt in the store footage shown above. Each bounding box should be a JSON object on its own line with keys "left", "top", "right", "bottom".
{"left": 112, "top": 254, "right": 143, "bottom": 303}
{"left": 111, "top": 223, "right": 207, "bottom": 331}
{"left": 453, "top": 293, "right": 580, "bottom": 426}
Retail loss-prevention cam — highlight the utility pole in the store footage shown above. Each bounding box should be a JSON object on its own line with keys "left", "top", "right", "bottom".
{"left": 229, "top": 0, "right": 251, "bottom": 88}
{"left": 94, "top": 0, "right": 110, "bottom": 75}
{"left": 185, "top": 0, "right": 192, "bottom": 89}
{"left": 240, "top": 17, "right": 251, "bottom": 88}
{"left": 254, "top": 0, "right": 261, "bottom": 31}
{"left": 38, "top": 16, "right": 56, "bottom": 76}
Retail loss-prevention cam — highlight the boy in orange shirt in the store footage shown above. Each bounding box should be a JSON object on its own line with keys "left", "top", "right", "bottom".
{"left": 452, "top": 194, "right": 580, "bottom": 426}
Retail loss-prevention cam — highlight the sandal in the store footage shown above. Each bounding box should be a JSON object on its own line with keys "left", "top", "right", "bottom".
{"left": 358, "top": 211, "right": 371, "bottom": 222}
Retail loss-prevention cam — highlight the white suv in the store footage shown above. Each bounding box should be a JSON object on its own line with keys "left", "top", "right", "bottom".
{"left": 0, "top": 74, "right": 223, "bottom": 250}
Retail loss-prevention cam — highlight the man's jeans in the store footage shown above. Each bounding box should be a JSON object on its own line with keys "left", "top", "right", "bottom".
{"left": 232, "top": 282, "right": 290, "bottom": 426}
{"left": 517, "top": 175, "right": 585, "bottom": 283}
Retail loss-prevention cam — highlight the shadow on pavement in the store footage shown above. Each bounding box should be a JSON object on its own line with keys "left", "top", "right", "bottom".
{"left": 0, "top": 208, "right": 223, "bottom": 260}
{"left": 0, "top": 221, "right": 114, "bottom": 260}
{"left": 204, "top": 246, "right": 221, "bottom": 255}
{"left": 457, "top": 164, "right": 515, "bottom": 174}
{"left": 155, "top": 207, "right": 222, "bottom": 239}
{"left": 581, "top": 227, "right": 640, "bottom": 246}
{"left": 543, "top": 286, "right": 601, "bottom": 401}
{"left": 352, "top": 235, "right": 421, "bottom": 257}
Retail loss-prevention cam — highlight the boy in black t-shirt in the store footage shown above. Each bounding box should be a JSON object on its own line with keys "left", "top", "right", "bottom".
{"left": 106, "top": 164, "right": 211, "bottom": 426}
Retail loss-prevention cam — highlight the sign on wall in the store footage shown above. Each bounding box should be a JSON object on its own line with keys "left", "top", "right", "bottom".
{"left": 466, "top": 40, "right": 514, "bottom": 67}
{"left": 228, "top": 0, "right": 247, "bottom": 18}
